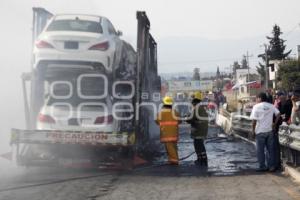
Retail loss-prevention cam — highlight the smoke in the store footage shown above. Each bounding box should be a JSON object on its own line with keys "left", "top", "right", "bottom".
{"left": 0, "top": 2, "right": 32, "bottom": 155}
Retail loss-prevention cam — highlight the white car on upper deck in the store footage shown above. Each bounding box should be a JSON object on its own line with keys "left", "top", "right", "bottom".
{"left": 33, "top": 14, "right": 123, "bottom": 73}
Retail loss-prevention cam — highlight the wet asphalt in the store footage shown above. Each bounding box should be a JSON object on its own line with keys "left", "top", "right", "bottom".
{"left": 137, "top": 124, "right": 258, "bottom": 177}
{"left": 0, "top": 125, "right": 292, "bottom": 200}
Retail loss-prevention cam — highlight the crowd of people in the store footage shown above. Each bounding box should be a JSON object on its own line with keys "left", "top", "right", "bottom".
{"left": 267, "top": 89, "right": 300, "bottom": 125}
{"left": 155, "top": 88, "right": 300, "bottom": 170}
{"left": 250, "top": 89, "right": 300, "bottom": 172}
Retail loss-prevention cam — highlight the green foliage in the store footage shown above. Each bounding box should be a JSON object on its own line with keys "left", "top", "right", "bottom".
{"left": 241, "top": 56, "right": 248, "bottom": 69}
{"left": 277, "top": 59, "right": 300, "bottom": 90}
{"left": 257, "top": 24, "right": 292, "bottom": 87}
{"left": 232, "top": 61, "right": 240, "bottom": 75}
{"left": 267, "top": 25, "right": 291, "bottom": 60}
{"left": 258, "top": 25, "right": 291, "bottom": 64}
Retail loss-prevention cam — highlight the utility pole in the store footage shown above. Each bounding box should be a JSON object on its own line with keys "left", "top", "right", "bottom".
{"left": 225, "top": 65, "right": 233, "bottom": 78}
{"left": 297, "top": 45, "right": 300, "bottom": 71}
{"left": 264, "top": 44, "right": 269, "bottom": 89}
{"left": 245, "top": 51, "right": 253, "bottom": 82}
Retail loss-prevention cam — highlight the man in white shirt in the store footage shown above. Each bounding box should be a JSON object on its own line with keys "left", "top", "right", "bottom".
{"left": 250, "top": 92, "right": 281, "bottom": 172}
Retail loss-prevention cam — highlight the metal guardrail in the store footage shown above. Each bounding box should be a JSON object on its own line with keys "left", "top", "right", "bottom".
{"left": 279, "top": 124, "right": 300, "bottom": 165}
{"left": 228, "top": 112, "right": 300, "bottom": 166}
{"left": 231, "top": 114, "right": 253, "bottom": 140}
{"left": 279, "top": 124, "right": 300, "bottom": 151}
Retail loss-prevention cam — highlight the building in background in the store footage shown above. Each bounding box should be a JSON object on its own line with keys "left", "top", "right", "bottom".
{"left": 231, "top": 68, "right": 261, "bottom": 99}
{"left": 166, "top": 80, "right": 213, "bottom": 99}
{"left": 268, "top": 60, "right": 281, "bottom": 89}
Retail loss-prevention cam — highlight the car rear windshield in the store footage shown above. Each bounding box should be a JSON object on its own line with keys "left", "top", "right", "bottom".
{"left": 46, "top": 19, "right": 103, "bottom": 33}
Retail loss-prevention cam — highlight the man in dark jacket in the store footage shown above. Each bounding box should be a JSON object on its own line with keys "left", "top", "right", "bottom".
{"left": 266, "top": 89, "right": 273, "bottom": 104}
{"left": 274, "top": 92, "right": 293, "bottom": 170}
{"left": 276, "top": 92, "right": 292, "bottom": 122}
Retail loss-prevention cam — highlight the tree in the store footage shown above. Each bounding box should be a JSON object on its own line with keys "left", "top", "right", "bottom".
{"left": 232, "top": 61, "right": 240, "bottom": 76}
{"left": 216, "top": 66, "right": 220, "bottom": 79}
{"left": 267, "top": 25, "right": 292, "bottom": 60}
{"left": 258, "top": 24, "right": 292, "bottom": 87}
{"left": 259, "top": 25, "right": 291, "bottom": 61}
{"left": 241, "top": 55, "right": 248, "bottom": 69}
{"left": 277, "top": 59, "right": 300, "bottom": 91}
{"left": 193, "top": 68, "right": 200, "bottom": 80}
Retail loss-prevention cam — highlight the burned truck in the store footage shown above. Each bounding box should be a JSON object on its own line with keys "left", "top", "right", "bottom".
{"left": 10, "top": 8, "right": 161, "bottom": 168}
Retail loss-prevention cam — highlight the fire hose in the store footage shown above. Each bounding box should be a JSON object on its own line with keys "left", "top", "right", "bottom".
{"left": 133, "top": 136, "right": 228, "bottom": 171}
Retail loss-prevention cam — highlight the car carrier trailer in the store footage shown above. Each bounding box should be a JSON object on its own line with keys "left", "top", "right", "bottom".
{"left": 10, "top": 8, "right": 161, "bottom": 168}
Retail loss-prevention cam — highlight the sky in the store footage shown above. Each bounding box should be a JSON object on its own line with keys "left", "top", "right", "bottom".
{"left": 3, "top": 0, "right": 300, "bottom": 38}
{"left": 1, "top": 0, "right": 300, "bottom": 73}
{"left": 0, "top": 0, "right": 300, "bottom": 153}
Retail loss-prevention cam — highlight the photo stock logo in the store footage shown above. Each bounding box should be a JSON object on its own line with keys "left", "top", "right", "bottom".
{"left": 47, "top": 74, "right": 216, "bottom": 126}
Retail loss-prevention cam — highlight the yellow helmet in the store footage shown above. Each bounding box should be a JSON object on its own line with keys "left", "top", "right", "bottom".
{"left": 193, "top": 91, "right": 203, "bottom": 100}
{"left": 163, "top": 96, "right": 173, "bottom": 105}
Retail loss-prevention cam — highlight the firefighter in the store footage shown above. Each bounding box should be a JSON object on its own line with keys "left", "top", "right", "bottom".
{"left": 156, "top": 96, "right": 180, "bottom": 165}
{"left": 187, "top": 91, "right": 209, "bottom": 166}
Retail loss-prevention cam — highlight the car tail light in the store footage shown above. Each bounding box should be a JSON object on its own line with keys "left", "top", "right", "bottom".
{"left": 36, "top": 40, "right": 54, "bottom": 49}
{"left": 38, "top": 114, "right": 56, "bottom": 124}
{"left": 94, "top": 115, "right": 113, "bottom": 124}
{"left": 88, "top": 42, "right": 109, "bottom": 51}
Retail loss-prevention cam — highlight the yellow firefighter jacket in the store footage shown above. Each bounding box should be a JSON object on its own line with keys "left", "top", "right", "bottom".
{"left": 156, "top": 107, "right": 179, "bottom": 143}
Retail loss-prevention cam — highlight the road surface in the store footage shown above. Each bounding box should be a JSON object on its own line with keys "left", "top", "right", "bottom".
{"left": 0, "top": 125, "right": 300, "bottom": 200}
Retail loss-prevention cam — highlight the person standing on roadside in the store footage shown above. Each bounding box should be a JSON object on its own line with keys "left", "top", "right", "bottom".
{"left": 274, "top": 91, "right": 281, "bottom": 108}
{"left": 273, "top": 92, "right": 293, "bottom": 170}
{"left": 266, "top": 89, "right": 274, "bottom": 104}
{"left": 250, "top": 92, "right": 281, "bottom": 172}
{"left": 291, "top": 90, "right": 300, "bottom": 125}
{"left": 276, "top": 92, "right": 293, "bottom": 123}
